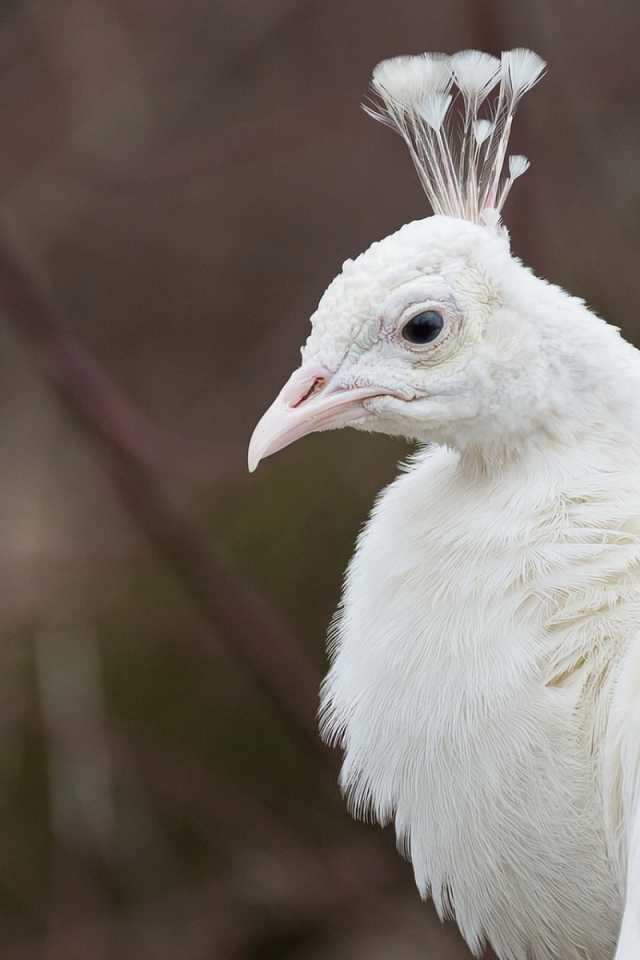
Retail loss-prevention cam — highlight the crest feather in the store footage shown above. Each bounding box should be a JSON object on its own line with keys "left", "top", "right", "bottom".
{"left": 367, "top": 48, "right": 546, "bottom": 223}
{"left": 451, "top": 50, "right": 501, "bottom": 104}
{"left": 371, "top": 53, "right": 453, "bottom": 106}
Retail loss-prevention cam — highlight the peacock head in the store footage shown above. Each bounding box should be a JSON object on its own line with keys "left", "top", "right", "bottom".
{"left": 248, "top": 49, "right": 583, "bottom": 470}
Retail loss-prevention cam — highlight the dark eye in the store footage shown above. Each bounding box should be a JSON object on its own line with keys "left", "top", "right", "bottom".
{"left": 402, "top": 310, "right": 444, "bottom": 345}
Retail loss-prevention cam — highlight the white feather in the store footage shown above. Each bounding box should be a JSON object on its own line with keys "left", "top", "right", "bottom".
{"left": 371, "top": 53, "right": 452, "bottom": 108}
{"left": 509, "top": 154, "right": 530, "bottom": 178}
{"left": 606, "top": 643, "right": 640, "bottom": 960}
{"left": 451, "top": 49, "right": 501, "bottom": 103}
{"left": 367, "top": 47, "right": 545, "bottom": 222}
{"left": 323, "top": 427, "right": 636, "bottom": 958}
{"left": 502, "top": 48, "right": 547, "bottom": 104}
{"left": 473, "top": 118, "right": 493, "bottom": 143}
{"left": 418, "top": 92, "right": 452, "bottom": 130}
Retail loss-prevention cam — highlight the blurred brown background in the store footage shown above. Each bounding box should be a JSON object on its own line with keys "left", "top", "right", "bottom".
{"left": 0, "top": 0, "right": 637, "bottom": 957}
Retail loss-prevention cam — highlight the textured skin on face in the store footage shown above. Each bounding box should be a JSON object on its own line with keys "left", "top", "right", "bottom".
{"left": 302, "top": 215, "right": 510, "bottom": 372}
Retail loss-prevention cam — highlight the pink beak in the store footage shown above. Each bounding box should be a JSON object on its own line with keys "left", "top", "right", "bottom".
{"left": 248, "top": 360, "right": 384, "bottom": 472}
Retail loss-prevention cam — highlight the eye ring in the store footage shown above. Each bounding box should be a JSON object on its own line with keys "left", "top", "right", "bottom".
{"left": 401, "top": 309, "right": 445, "bottom": 345}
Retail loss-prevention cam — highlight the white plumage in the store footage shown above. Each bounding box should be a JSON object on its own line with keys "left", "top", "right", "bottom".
{"left": 248, "top": 49, "right": 640, "bottom": 960}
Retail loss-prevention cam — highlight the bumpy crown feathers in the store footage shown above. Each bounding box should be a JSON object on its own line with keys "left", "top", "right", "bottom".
{"left": 367, "top": 48, "right": 546, "bottom": 224}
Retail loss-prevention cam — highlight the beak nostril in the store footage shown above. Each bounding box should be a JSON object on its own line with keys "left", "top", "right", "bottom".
{"left": 293, "top": 376, "right": 327, "bottom": 408}
{"left": 283, "top": 362, "right": 333, "bottom": 408}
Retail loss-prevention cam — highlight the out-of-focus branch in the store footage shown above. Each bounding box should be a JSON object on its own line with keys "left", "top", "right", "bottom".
{"left": 11, "top": 307, "right": 244, "bottom": 481}
{"left": 0, "top": 237, "right": 336, "bottom": 773}
{"left": 0, "top": 239, "right": 244, "bottom": 482}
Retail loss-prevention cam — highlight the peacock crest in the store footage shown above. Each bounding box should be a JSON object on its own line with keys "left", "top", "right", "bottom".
{"left": 367, "top": 48, "right": 546, "bottom": 224}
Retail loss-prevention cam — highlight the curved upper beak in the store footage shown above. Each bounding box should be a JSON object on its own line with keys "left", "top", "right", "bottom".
{"left": 248, "top": 360, "right": 384, "bottom": 472}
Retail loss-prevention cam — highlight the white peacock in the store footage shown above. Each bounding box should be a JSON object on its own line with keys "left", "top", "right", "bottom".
{"left": 249, "top": 49, "right": 640, "bottom": 960}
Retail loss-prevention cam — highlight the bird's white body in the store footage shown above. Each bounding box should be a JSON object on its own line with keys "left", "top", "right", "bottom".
{"left": 316, "top": 236, "right": 640, "bottom": 960}
{"left": 249, "top": 49, "right": 640, "bottom": 960}
{"left": 323, "top": 438, "right": 640, "bottom": 959}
